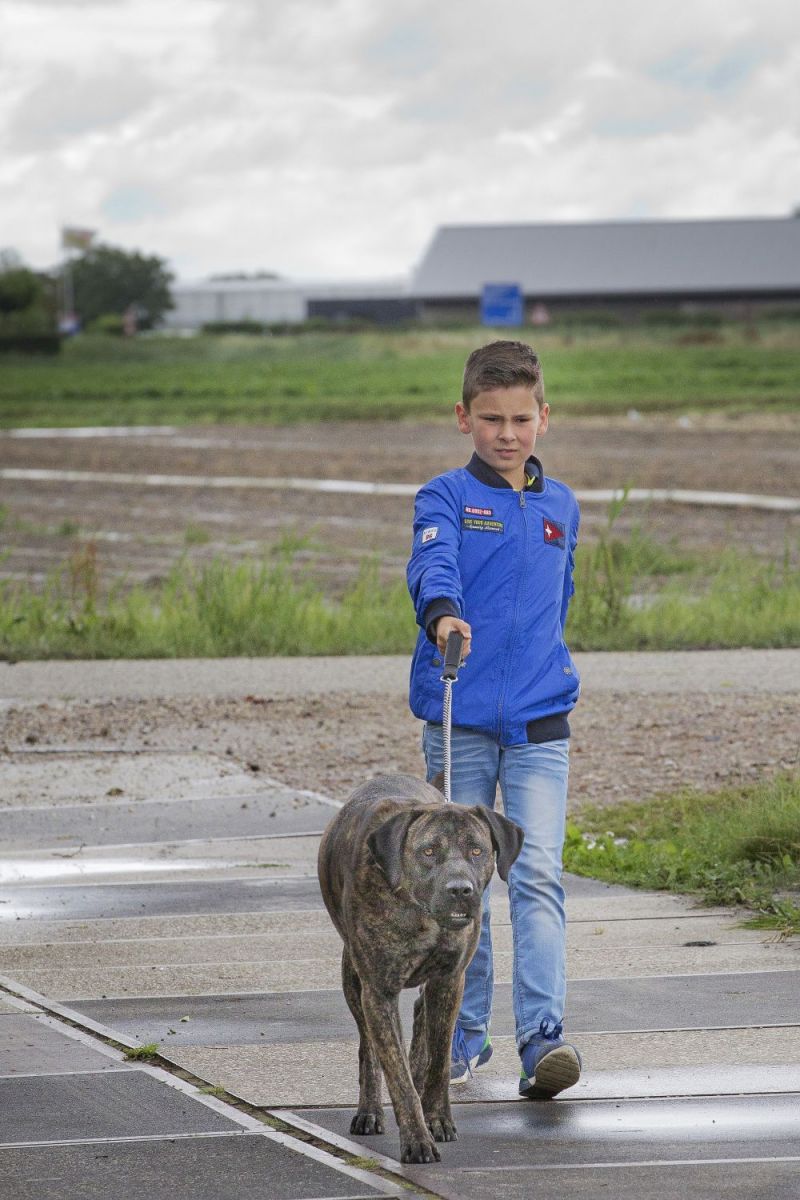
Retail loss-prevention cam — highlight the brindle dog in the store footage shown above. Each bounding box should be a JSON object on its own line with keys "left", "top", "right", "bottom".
{"left": 317, "top": 773, "right": 523, "bottom": 1164}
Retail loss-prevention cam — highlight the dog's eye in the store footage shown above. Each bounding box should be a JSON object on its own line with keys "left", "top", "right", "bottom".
{"left": 470, "top": 847, "right": 483, "bottom": 857}
{"left": 422, "top": 847, "right": 435, "bottom": 857}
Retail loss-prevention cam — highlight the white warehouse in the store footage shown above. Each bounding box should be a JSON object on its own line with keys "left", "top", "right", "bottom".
{"left": 164, "top": 278, "right": 413, "bottom": 329}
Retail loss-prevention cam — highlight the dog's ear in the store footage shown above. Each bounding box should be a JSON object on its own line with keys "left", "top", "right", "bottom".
{"left": 475, "top": 808, "right": 524, "bottom": 882}
{"left": 430, "top": 771, "right": 445, "bottom": 795}
{"left": 367, "top": 810, "right": 422, "bottom": 890}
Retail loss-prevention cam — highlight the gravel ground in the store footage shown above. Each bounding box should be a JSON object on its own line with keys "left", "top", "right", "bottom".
{"left": 2, "top": 653, "right": 798, "bottom": 810}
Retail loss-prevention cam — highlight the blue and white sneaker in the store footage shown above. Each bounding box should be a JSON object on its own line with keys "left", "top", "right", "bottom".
{"left": 519, "top": 1021, "right": 581, "bottom": 1099}
{"left": 450, "top": 1025, "right": 493, "bottom": 1084}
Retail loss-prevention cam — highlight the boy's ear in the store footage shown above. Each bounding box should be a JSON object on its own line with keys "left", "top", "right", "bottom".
{"left": 455, "top": 402, "right": 471, "bottom": 434}
{"left": 539, "top": 403, "right": 550, "bottom": 435}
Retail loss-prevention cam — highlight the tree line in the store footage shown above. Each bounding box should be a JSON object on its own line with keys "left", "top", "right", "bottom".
{"left": 0, "top": 243, "right": 174, "bottom": 345}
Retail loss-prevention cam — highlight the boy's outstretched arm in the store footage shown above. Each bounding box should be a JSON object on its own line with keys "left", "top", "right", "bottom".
{"left": 407, "top": 480, "right": 468, "bottom": 649}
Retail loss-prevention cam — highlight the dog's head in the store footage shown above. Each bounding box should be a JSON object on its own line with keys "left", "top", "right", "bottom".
{"left": 367, "top": 804, "right": 524, "bottom": 929}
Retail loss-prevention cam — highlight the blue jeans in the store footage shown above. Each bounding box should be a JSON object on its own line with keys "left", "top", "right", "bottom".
{"left": 422, "top": 723, "right": 569, "bottom": 1051}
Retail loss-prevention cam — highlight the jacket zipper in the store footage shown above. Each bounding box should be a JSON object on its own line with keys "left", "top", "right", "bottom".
{"left": 496, "top": 491, "right": 530, "bottom": 742}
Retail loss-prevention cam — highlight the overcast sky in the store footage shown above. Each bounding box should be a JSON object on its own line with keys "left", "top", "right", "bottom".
{"left": 2, "top": 0, "right": 799, "bottom": 282}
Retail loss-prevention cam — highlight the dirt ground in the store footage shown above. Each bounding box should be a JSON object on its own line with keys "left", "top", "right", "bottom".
{"left": 2, "top": 415, "right": 799, "bottom": 592}
{"left": 2, "top": 416, "right": 798, "bottom": 809}
{"left": 3, "top": 687, "right": 799, "bottom": 813}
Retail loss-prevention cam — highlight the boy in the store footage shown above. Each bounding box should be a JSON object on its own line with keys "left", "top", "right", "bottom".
{"left": 406, "top": 339, "right": 581, "bottom": 1100}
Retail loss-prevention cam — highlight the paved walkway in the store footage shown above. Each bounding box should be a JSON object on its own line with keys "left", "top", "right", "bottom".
{"left": 1, "top": 654, "right": 799, "bottom": 1198}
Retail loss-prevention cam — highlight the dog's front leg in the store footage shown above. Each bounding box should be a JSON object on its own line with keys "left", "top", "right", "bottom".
{"left": 360, "top": 983, "right": 440, "bottom": 1164}
{"left": 341, "top": 951, "right": 384, "bottom": 1135}
{"left": 409, "top": 987, "right": 429, "bottom": 1094}
{"left": 418, "top": 972, "right": 463, "bottom": 1143}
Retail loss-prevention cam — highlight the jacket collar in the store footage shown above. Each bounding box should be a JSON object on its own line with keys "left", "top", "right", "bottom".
{"left": 465, "top": 452, "right": 545, "bottom": 493}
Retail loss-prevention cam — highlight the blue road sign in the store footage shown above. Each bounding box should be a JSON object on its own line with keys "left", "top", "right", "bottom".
{"left": 480, "top": 283, "right": 523, "bottom": 326}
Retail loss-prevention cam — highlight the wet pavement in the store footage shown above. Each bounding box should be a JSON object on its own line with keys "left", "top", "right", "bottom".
{"left": 1, "top": 656, "right": 799, "bottom": 1198}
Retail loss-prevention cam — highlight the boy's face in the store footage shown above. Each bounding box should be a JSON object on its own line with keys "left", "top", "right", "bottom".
{"left": 455, "top": 385, "right": 549, "bottom": 489}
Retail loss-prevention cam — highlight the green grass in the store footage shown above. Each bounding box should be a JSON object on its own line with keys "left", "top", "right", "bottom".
{"left": 564, "top": 775, "right": 800, "bottom": 934}
{"left": 1, "top": 326, "right": 798, "bottom": 426}
{"left": 569, "top": 496, "right": 800, "bottom": 650}
{"left": 122, "top": 1042, "right": 160, "bottom": 1060}
{"left": 0, "top": 524, "right": 798, "bottom": 660}
{"left": 0, "top": 555, "right": 414, "bottom": 660}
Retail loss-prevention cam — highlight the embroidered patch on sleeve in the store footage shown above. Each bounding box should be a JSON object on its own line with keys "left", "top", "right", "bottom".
{"left": 543, "top": 517, "right": 565, "bottom": 548}
{"left": 421, "top": 526, "right": 439, "bottom": 544}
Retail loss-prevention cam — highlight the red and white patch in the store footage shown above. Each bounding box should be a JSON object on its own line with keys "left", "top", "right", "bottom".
{"left": 542, "top": 517, "right": 565, "bottom": 548}
{"left": 421, "top": 526, "right": 439, "bottom": 544}
{"left": 464, "top": 505, "right": 493, "bottom": 517}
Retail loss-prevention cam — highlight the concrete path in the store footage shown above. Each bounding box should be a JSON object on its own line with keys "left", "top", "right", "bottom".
{"left": 3, "top": 648, "right": 800, "bottom": 702}
{"left": 1, "top": 654, "right": 799, "bottom": 1198}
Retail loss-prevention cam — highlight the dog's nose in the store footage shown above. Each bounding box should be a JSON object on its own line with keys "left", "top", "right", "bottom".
{"left": 446, "top": 880, "right": 474, "bottom": 900}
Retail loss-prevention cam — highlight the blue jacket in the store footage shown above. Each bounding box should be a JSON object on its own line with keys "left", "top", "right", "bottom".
{"left": 407, "top": 453, "right": 580, "bottom": 747}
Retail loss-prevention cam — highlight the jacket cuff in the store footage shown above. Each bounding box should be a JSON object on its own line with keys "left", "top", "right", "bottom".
{"left": 423, "top": 598, "right": 460, "bottom": 644}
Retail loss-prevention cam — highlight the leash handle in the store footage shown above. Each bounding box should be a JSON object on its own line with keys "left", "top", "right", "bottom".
{"left": 440, "top": 631, "right": 464, "bottom": 803}
{"left": 442, "top": 631, "right": 464, "bottom": 680}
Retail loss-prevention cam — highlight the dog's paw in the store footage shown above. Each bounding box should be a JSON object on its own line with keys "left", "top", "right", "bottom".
{"left": 350, "top": 1108, "right": 385, "bottom": 1136}
{"left": 427, "top": 1114, "right": 458, "bottom": 1142}
{"left": 400, "top": 1133, "right": 441, "bottom": 1164}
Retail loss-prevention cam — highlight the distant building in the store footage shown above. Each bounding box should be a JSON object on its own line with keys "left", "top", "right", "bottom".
{"left": 410, "top": 216, "right": 800, "bottom": 320}
{"left": 164, "top": 277, "right": 414, "bottom": 329}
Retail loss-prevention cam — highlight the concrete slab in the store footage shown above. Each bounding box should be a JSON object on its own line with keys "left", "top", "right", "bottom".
{"left": 2, "top": 650, "right": 798, "bottom": 703}
{"left": 0, "top": 910, "right": 340, "bottom": 945}
{"left": 63, "top": 970, "right": 800, "bottom": 1037}
{"left": 0, "top": 790, "right": 334, "bottom": 851}
{"left": 1, "top": 930, "right": 345, "bottom": 970}
{"left": 12, "top": 960, "right": 340, "bottom": 999}
{"left": 13, "top": 940, "right": 798, "bottom": 999}
{"left": 0, "top": 893, "right": 722, "bottom": 945}
{"left": 0, "top": 1070, "right": 241, "bottom": 1143}
{"left": 402, "top": 1161, "right": 800, "bottom": 1200}
{"left": 0, "top": 1136, "right": 397, "bottom": 1200}
{"left": 167, "top": 1027, "right": 800, "bottom": 1108}
{"left": 0, "top": 1014, "right": 132, "bottom": 1077}
{"left": 0, "top": 998, "right": 38, "bottom": 1014}
{"left": 0, "top": 914, "right": 768, "bottom": 971}
{"left": 0, "top": 875, "right": 325, "bottom": 922}
{"left": 298, "top": 1097, "right": 800, "bottom": 1199}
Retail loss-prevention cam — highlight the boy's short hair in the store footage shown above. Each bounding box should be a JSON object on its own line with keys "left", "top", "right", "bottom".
{"left": 462, "top": 340, "right": 545, "bottom": 409}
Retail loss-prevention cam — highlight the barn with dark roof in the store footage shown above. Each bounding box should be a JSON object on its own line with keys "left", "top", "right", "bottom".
{"left": 410, "top": 216, "right": 800, "bottom": 320}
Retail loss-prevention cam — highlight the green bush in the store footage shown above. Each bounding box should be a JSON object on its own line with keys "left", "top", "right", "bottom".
{"left": 200, "top": 320, "right": 266, "bottom": 335}
{"left": 88, "top": 313, "right": 126, "bottom": 336}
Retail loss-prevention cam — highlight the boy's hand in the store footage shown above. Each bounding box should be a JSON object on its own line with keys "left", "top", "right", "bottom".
{"left": 435, "top": 616, "right": 472, "bottom": 659}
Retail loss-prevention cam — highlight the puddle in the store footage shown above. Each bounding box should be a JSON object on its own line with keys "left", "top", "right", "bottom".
{"left": 0, "top": 855, "right": 244, "bottom": 885}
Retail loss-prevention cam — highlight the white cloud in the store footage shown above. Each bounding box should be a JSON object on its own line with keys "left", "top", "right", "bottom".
{"left": 2, "top": 0, "right": 799, "bottom": 279}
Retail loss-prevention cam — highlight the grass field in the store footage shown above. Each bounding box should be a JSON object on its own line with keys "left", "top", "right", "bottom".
{"left": 1, "top": 321, "right": 799, "bottom": 426}
{"left": 1, "top": 523, "right": 797, "bottom": 660}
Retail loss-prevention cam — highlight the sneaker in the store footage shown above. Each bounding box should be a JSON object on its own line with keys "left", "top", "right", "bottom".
{"left": 450, "top": 1025, "right": 493, "bottom": 1084}
{"left": 518, "top": 1021, "right": 581, "bottom": 1099}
